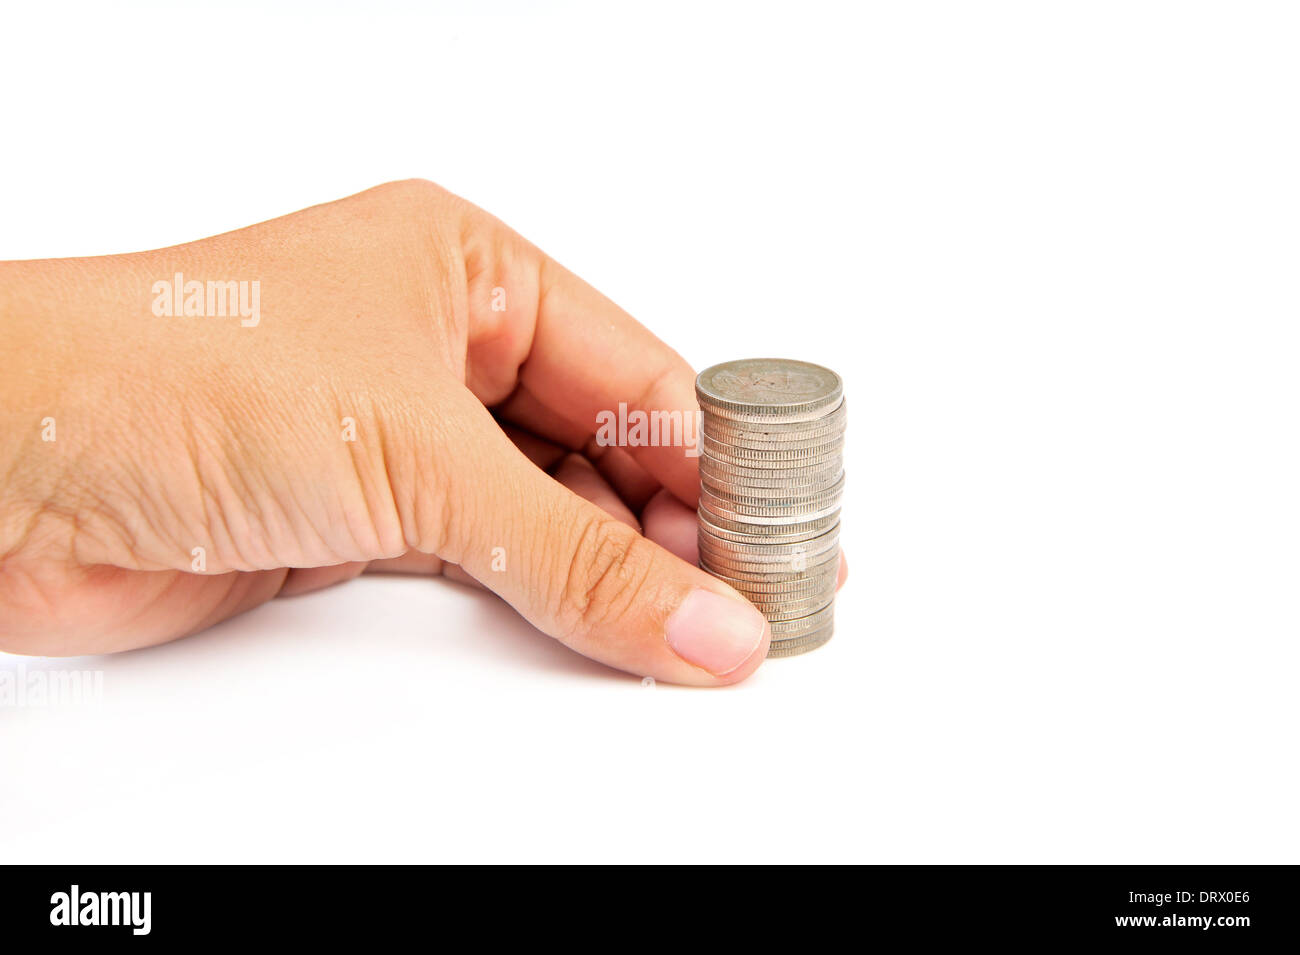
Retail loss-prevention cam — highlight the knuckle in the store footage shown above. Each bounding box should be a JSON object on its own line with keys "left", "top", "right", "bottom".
{"left": 364, "top": 179, "right": 463, "bottom": 233}
{"left": 555, "top": 513, "right": 655, "bottom": 637}
{"left": 376, "top": 177, "right": 448, "bottom": 204}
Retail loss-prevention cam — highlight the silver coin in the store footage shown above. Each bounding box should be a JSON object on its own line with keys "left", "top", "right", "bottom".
{"left": 699, "top": 484, "right": 845, "bottom": 510}
{"left": 700, "top": 454, "right": 843, "bottom": 484}
{"left": 701, "top": 452, "right": 843, "bottom": 475}
{"left": 703, "top": 418, "right": 846, "bottom": 446}
{"left": 700, "top": 448, "right": 843, "bottom": 474}
{"left": 703, "top": 418, "right": 846, "bottom": 444}
{"left": 698, "top": 549, "right": 840, "bottom": 576}
{"left": 697, "top": 508, "right": 841, "bottom": 541}
{"left": 699, "top": 566, "right": 838, "bottom": 590}
{"left": 698, "top": 517, "right": 839, "bottom": 546}
{"left": 698, "top": 499, "right": 843, "bottom": 526}
{"left": 741, "top": 578, "right": 837, "bottom": 602}
{"left": 769, "top": 601, "right": 835, "bottom": 629}
{"left": 696, "top": 535, "right": 837, "bottom": 563}
{"left": 731, "top": 589, "right": 838, "bottom": 612}
{"left": 701, "top": 567, "right": 838, "bottom": 591}
{"left": 701, "top": 432, "right": 844, "bottom": 460}
{"left": 698, "top": 525, "right": 839, "bottom": 554}
{"left": 700, "top": 555, "right": 840, "bottom": 585}
{"left": 702, "top": 472, "right": 845, "bottom": 506}
{"left": 749, "top": 597, "right": 835, "bottom": 622}
{"left": 769, "top": 619, "right": 836, "bottom": 644}
{"left": 701, "top": 471, "right": 845, "bottom": 499}
{"left": 700, "top": 463, "right": 843, "bottom": 494}
{"left": 697, "top": 525, "right": 837, "bottom": 551}
{"left": 743, "top": 605, "right": 832, "bottom": 628}
{"left": 769, "top": 605, "right": 836, "bottom": 637}
{"left": 696, "top": 359, "right": 843, "bottom": 421}
{"left": 767, "top": 625, "right": 834, "bottom": 657}
{"left": 699, "top": 549, "right": 839, "bottom": 574}
{"left": 702, "top": 485, "right": 842, "bottom": 514}
{"left": 703, "top": 399, "right": 847, "bottom": 436}
{"left": 701, "top": 548, "right": 840, "bottom": 577}
{"left": 705, "top": 573, "right": 839, "bottom": 599}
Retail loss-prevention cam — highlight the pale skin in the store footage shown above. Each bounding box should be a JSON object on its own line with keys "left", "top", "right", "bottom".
{"left": 0, "top": 180, "right": 846, "bottom": 686}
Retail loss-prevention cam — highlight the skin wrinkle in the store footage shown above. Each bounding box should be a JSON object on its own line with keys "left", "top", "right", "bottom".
{"left": 190, "top": 378, "right": 277, "bottom": 570}
{"left": 47, "top": 426, "right": 102, "bottom": 563}
{"left": 0, "top": 564, "right": 61, "bottom": 639}
{"left": 384, "top": 392, "right": 452, "bottom": 558}
{"left": 554, "top": 511, "right": 629, "bottom": 638}
{"left": 437, "top": 418, "right": 485, "bottom": 566}
{"left": 72, "top": 476, "right": 142, "bottom": 569}
{"left": 140, "top": 392, "right": 226, "bottom": 573}
{"left": 334, "top": 392, "right": 393, "bottom": 564}
{"left": 217, "top": 439, "right": 276, "bottom": 568}
{"left": 383, "top": 399, "right": 426, "bottom": 554}
{"left": 516, "top": 262, "right": 566, "bottom": 411}
{"left": 281, "top": 476, "right": 331, "bottom": 568}
{"left": 331, "top": 450, "right": 380, "bottom": 566}
{"left": 0, "top": 397, "right": 86, "bottom": 561}
{"left": 180, "top": 402, "right": 227, "bottom": 572}
{"left": 577, "top": 526, "right": 658, "bottom": 651}
{"left": 0, "top": 504, "right": 43, "bottom": 568}
{"left": 209, "top": 387, "right": 276, "bottom": 561}
{"left": 0, "top": 432, "right": 39, "bottom": 563}
{"left": 461, "top": 237, "right": 529, "bottom": 402}
{"left": 265, "top": 390, "right": 354, "bottom": 566}
{"left": 76, "top": 369, "right": 193, "bottom": 570}
{"left": 417, "top": 192, "right": 470, "bottom": 382}
{"left": 214, "top": 370, "right": 324, "bottom": 569}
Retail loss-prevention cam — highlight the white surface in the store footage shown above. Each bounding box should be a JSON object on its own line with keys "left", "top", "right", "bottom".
{"left": 2, "top": 1, "right": 1298, "bottom": 863}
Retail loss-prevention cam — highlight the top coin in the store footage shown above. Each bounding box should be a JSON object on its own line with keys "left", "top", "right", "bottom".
{"left": 696, "top": 359, "right": 843, "bottom": 421}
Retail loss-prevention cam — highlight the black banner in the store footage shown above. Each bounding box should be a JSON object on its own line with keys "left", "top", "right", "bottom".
{"left": 0, "top": 865, "right": 1292, "bottom": 943}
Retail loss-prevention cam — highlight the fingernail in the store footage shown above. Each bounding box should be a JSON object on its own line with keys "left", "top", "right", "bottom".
{"left": 665, "top": 588, "right": 767, "bottom": 676}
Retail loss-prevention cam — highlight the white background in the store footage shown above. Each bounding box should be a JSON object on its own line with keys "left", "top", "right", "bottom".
{"left": 2, "top": 1, "right": 1297, "bottom": 863}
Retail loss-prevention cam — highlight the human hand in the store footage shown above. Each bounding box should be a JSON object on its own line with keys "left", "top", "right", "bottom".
{"left": 0, "top": 180, "right": 845, "bottom": 685}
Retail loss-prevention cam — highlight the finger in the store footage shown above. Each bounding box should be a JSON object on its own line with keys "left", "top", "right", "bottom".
{"left": 496, "top": 390, "right": 666, "bottom": 514}
{"left": 432, "top": 383, "right": 769, "bottom": 686}
{"left": 279, "top": 561, "right": 369, "bottom": 597}
{"left": 364, "top": 551, "right": 483, "bottom": 589}
{"left": 12, "top": 566, "right": 291, "bottom": 656}
{"left": 494, "top": 385, "right": 590, "bottom": 451}
{"left": 505, "top": 424, "right": 646, "bottom": 528}
{"left": 500, "top": 421, "right": 569, "bottom": 472}
{"left": 642, "top": 487, "right": 700, "bottom": 565}
{"left": 552, "top": 453, "right": 640, "bottom": 532}
{"left": 368, "top": 552, "right": 445, "bottom": 575}
{"left": 585, "top": 444, "right": 662, "bottom": 515}
{"left": 460, "top": 205, "right": 702, "bottom": 506}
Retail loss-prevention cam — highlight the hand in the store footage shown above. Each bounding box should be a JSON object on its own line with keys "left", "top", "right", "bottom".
{"left": 0, "top": 180, "right": 845, "bottom": 685}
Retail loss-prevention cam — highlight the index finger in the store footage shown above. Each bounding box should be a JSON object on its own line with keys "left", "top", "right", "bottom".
{"left": 527, "top": 256, "right": 702, "bottom": 505}
{"left": 461, "top": 202, "right": 703, "bottom": 506}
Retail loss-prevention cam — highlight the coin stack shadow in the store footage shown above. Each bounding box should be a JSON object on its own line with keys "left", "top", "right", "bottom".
{"left": 695, "top": 359, "right": 845, "bottom": 658}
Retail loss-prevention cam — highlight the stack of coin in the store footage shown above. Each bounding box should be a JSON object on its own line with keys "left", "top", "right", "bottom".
{"left": 695, "top": 359, "right": 845, "bottom": 657}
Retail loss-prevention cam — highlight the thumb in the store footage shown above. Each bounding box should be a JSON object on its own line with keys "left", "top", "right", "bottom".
{"left": 431, "top": 385, "right": 770, "bottom": 686}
